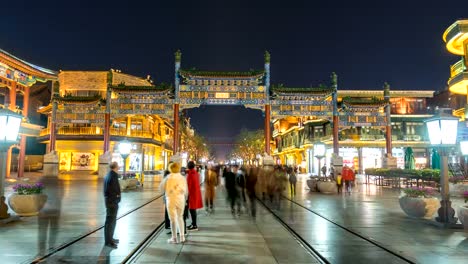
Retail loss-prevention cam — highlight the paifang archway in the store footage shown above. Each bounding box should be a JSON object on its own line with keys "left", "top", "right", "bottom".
{"left": 69, "top": 51, "right": 392, "bottom": 166}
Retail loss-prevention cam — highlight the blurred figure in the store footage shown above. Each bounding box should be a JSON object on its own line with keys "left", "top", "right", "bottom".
{"left": 163, "top": 164, "right": 172, "bottom": 232}
{"left": 224, "top": 165, "right": 240, "bottom": 215}
{"left": 336, "top": 173, "right": 343, "bottom": 194}
{"left": 287, "top": 166, "right": 297, "bottom": 197}
{"left": 246, "top": 166, "right": 258, "bottom": 218}
{"left": 342, "top": 165, "right": 355, "bottom": 195}
{"left": 38, "top": 176, "right": 63, "bottom": 255}
{"left": 160, "top": 162, "right": 188, "bottom": 244}
{"left": 186, "top": 161, "right": 203, "bottom": 231}
{"left": 321, "top": 165, "right": 327, "bottom": 177}
{"left": 204, "top": 166, "right": 218, "bottom": 213}
{"left": 258, "top": 163, "right": 274, "bottom": 201}
{"left": 103, "top": 161, "right": 121, "bottom": 249}
{"left": 236, "top": 165, "right": 247, "bottom": 206}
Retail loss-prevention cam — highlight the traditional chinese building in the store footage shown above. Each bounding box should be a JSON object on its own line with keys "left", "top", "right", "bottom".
{"left": 37, "top": 70, "right": 175, "bottom": 179}
{"left": 272, "top": 89, "right": 436, "bottom": 174}
{"left": 0, "top": 49, "right": 56, "bottom": 177}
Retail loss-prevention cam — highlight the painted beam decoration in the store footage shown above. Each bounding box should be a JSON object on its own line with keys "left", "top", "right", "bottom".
{"left": 0, "top": 48, "right": 57, "bottom": 86}
{"left": 177, "top": 69, "right": 268, "bottom": 110}
{"left": 55, "top": 99, "right": 106, "bottom": 127}
{"left": 110, "top": 85, "right": 174, "bottom": 119}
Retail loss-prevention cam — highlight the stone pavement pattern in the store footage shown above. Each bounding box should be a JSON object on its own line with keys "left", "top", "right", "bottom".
{"left": 0, "top": 173, "right": 163, "bottom": 263}
{"left": 282, "top": 176, "right": 468, "bottom": 264}
{"left": 133, "top": 191, "right": 320, "bottom": 264}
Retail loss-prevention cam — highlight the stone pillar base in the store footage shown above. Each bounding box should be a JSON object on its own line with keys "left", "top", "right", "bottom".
{"left": 43, "top": 151, "right": 59, "bottom": 177}
{"left": 98, "top": 151, "right": 112, "bottom": 178}
{"left": 382, "top": 155, "right": 397, "bottom": 169}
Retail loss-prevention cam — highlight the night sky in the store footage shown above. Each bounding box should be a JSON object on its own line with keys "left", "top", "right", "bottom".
{"left": 2, "top": 1, "right": 467, "bottom": 159}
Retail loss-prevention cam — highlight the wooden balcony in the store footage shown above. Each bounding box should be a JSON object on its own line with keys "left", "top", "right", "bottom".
{"left": 58, "top": 127, "right": 103, "bottom": 135}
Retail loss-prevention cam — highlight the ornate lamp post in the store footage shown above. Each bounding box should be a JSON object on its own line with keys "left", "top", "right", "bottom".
{"left": 425, "top": 115, "right": 459, "bottom": 225}
{"left": 314, "top": 142, "right": 326, "bottom": 177}
{"left": 119, "top": 140, "right": 132, "bottom": 178}
{"left": 0, "top": 108, "right": 23, "bottom": 219}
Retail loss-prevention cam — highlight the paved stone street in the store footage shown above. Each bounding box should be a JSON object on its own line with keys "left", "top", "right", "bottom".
{"left": 1, "top": 173, "right": 467, "bottom": 263}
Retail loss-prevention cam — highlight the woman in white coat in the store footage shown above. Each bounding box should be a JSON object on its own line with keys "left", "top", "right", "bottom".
{"left": 160, "top": 162, "right": 188, "bottom": 243}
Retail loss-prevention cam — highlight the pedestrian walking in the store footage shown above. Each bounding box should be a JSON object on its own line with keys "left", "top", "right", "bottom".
{"left": 246, "top": 166, "right": 258, "bottom": 217}
{"left": 321, "top": 165, "right": 327, "bottom": 177}
{"left": 342, "top": 165, "right": 355, "bottom": 195}
{"left": 103, "top": 162, "right": 121, "bottom": 248}
{"left": 336, "top": 173, "right": 343, "bottom": 194}
{"left": 204, "top": 166, "right": 218, "bottom": 213}
{"left": 160, "top": 162, "right": 188, "bottom": 244}
{"left": 235, "top": 165, "right": 247, "bottom": 205}
{"left": 224, "top": 165, "right": 240, "bottom": 215}
{"left": 163, "top": 167, "right": 171, "bottom": 231}
{"left": 186, "top": 161, "right": 203, "bottom": 231}
{"left": 288, "top": 166, "right": 297, "bottom": 197}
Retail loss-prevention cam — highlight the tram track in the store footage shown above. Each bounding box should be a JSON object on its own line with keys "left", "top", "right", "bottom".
{"left": 29, "top": 194, "right": 164, "bottom": 264}
{"left": 273, "top": 195, "right": 416, "bottom": 264}
{"left": 256, "top": 198, "right": 330, "bottom": 264}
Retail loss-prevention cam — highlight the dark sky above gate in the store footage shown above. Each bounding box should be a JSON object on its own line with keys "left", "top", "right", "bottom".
{"left": 2, "top": 1, "right": 468, "bottom": 160}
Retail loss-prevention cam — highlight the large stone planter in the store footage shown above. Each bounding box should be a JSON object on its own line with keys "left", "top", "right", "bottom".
{"left": 317, "top": 181, "right": 337, "bottom": 194}
{"left": 399, "top": 196, "right": 438, "bottom": 219}
{"left": 449, "top": 183, "right": 468, "bottom": 197}
{"left": 119, "top": 178, "right": 138, "bottom": 190}
{"left": 458, "top": 205, "right": 468, "bottom": 229}
{"left": 306, "top": 178, "right": 319, "bottom": 192}
{"left": 8, "top": 193, "right": 48, "bottom": 216}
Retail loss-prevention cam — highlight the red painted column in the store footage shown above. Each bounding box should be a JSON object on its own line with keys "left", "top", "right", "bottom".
{"left": 49, "top": 101, "right": 57, "bottom": 152}
{"left": 103, "top": 113, "right": 110, "bottom": 153}
{"left": 6, "top": 82, "right": 17, "bottom": 177}
{"left": 384, "top": 83, "right": 392, "bottom": 156}
{"left": 18, "top": 86, "right": 30, "bottom": 178}
{"left": 333, "top": 115, "right": 339, "bottom": 155}
{"left": 264, "top": 104, "right": 271, "bottom": 155}
{"left": 8, "top": 83, "right": 16, "bottom": 111}
{"left": 173, "top": 104, "right": 179, "bottom": 153}
{"left": 386, "top": 124, "right": 392, "bottom": 155}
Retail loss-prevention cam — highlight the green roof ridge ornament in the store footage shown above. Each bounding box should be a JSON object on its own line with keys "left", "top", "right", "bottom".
{"left": 331, "top": 72, "right": 337, "bottom": 88}
{"left": 175, "top": 50, "right": 182, "bottom": 63}
{"left": 264, "top": 51, "right": 270, "bottom": 64}
{"left": 384, "top": 82, "right": 390, "bottom": 97}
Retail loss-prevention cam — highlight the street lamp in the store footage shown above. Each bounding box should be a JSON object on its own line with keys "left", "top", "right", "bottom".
{"left": 119, "top": 140, "right": 132, "bottom": 179}
{"left": 314, "top": 142, "right": 326, "bottom": 177}
{"left": 0, "top": 108, "right": 23, "bottom": 219}
{"left": 425, "top": 115, "right": 459, "bottom": 225}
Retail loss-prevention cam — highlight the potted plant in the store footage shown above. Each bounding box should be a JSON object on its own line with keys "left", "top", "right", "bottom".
{"left": 449, "top": 176, "right": 468, "bottom": 197}
{"left": 399, "top": 187, "right": 438, "bottom": 219}
{"left": 8, "top": 182, "right": 47, "bottom": 216}
{"left": 306, "top": 176, "right": 319, "bottom": 192}
{"left": 458, "top": 191, "right": 468, "bottom": 229}
{"left": 317, "top": 177, "right": 338, "bottom": 194}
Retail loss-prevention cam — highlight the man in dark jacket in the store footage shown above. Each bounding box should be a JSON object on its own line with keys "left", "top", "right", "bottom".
{"left": 225, "top": 165, "right": 240, "bottom": 215}
{"left": 104, "top": 162, "right": 121, "bottom": 248}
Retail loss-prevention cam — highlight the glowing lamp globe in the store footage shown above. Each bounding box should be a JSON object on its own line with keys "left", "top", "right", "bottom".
{"left": 0, "top": 108, "right": 22, "bottom": 143}
{"left": 314, "top": 142, "right": 326, "bottom": 157}
{"left": 119, "top": 140, "right": 132, "bottom": 158}
{"left": 460, "top": 140, "right": 468, "bottom": 156}
{"left": 425, "top": 116, "right": 459, "bottom": 146}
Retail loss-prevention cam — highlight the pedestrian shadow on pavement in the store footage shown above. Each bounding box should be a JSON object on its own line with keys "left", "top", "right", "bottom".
{"left": 38, "top": 175, "right": 63, "bottom": 256}
{"left": 97, "top": 245, "right": 113, "bottom": 264}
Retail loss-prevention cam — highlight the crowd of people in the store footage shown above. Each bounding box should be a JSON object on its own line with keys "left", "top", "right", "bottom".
{"left": 103, "top": 159, "right": 357, "bottom": 246}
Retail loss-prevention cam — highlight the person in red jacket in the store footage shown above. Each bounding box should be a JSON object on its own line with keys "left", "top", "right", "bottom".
{"left": 186, "top": 161, "right": 203, "bottom": 231}
{"left": 342, "top": 165, "right": 355, "bottom": 195}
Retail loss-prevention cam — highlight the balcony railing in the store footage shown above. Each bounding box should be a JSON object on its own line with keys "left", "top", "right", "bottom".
{"left": 58, "top": 127, "right": 103, "bottom": 135}
{"left": 110, "top": 128, "right": 153, "bottom": 139}
{"left": 450, "top": 59, "right": 466, "bottom": 78}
